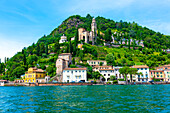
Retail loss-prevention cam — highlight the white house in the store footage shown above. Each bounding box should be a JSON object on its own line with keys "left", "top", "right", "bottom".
{"left": 99, "top": 69, "right": 114, "bottom": 82}
{"left": 87, "top": 60, "right": 107, "bottom": 67}
{"left": 131, "top": 65, "right": 149, "bottom": 82}
{"left": 114, "top": 66, "right": 124, "bottom": 79}
{"left": 59, "top": 34, "right": 67, "bottom": 43}
{"left": 63, "top": 68, "right": 87, "bottom": 83}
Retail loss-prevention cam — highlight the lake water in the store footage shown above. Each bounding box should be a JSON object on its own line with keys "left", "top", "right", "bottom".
{"left": 0, "top": 85, "right": 170, "bottom": 113}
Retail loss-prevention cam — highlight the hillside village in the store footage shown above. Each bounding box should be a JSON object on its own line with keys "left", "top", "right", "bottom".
{"left": 0, "top": 15, "right": 170, "bottom": 85}
{"left": 1, "top": 17, "right": 169, "bottom": 86}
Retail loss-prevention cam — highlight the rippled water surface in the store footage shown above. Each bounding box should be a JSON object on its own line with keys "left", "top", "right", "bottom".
{"left": 0, "top": 85, "right": 170, "bottom": 113}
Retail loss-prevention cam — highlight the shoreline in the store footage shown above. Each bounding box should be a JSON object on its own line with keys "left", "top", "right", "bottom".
{"left": 1, "top": 81, "right": 170, "bottom": 86}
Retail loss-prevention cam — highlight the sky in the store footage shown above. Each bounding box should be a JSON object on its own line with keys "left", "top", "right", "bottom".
{"left": 0, "top": 0, "right": 170, "bottom": 62}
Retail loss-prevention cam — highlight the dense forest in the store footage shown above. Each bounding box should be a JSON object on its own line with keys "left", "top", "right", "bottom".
{"left": 0, "top": 14, "right": 169, "bottom": 81}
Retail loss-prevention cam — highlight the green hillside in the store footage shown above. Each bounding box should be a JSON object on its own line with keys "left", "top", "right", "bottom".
{"left": 0, "top": 14, "right": 170, "bottom": 81}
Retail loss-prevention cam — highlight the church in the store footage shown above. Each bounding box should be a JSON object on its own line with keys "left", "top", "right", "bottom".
{"left": 78, "top": 18, "right": 97, "bottom": 45}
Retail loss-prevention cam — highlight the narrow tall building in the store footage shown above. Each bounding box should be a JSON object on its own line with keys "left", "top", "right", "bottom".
{"left": 91, "top": 18, "right": 97, "bottom": 45}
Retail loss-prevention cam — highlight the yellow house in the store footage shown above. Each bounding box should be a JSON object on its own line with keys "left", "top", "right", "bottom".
{"left": 24, "top": 67, "right": 46, "bottom": 83}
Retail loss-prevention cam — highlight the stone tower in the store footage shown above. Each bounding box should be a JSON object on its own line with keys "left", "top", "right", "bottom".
{"left": 91, "top": 18, "right": 97, "bottom": 45}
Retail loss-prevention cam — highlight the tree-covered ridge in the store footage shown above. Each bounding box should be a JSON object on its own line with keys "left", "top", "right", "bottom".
{"left": 39, "top": 14, "right": 169, "bottom": 50}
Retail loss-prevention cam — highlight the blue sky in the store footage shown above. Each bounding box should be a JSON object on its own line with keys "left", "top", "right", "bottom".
{"left": 0, "top": 0, "right": 170, "bottom": 62}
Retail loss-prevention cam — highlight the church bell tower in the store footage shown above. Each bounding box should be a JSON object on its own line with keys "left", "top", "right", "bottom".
{"left": 91, "top": 18, "right": 97, "bottom": 45}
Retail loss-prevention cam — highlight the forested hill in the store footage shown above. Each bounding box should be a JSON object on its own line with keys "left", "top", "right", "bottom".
{"left": 38, "top": 14, "right": 169, "bottom": 50}
{"left": 0, "top": 14, "right": 170, "bottom": 81}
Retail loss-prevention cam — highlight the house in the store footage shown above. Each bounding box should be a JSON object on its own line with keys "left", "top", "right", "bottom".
{"left": 131, "top": 65, "right": 149, "bottom": 82}
{"left": 24, "top": 67, "right": 47, "bottom": 83}
{"left": 156, "top": 64, "right": 170, "bottom": 70}
{"left": 164, "top": 69, "right": 170, "bottom": 82}
{"left": 149, "top": 70, "right": 165, "bottom": 81}
{"left": 71, "top": 37, "right": 75, "bottom": 41}
{"left": 87, "top": 60, "right": 107, "bottom": 67}
{"left": 93, "top": 65, "right": 112, "bottom": 72}
{"left": 63, "top": 68, "right": 87, "bottom": 83}
{"left": 59, "top": 34, "right": 67, "bottom": 43}
{"left": 99, "top": 69, "right": 114, "bottom": 82}
{"left": 0, "top": 80, "right": 7, "bottom": 86}
{"left": 114, "top": 66, "right": 124, "bottom": 79}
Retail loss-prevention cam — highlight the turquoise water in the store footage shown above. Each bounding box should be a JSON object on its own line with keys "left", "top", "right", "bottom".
{"left": 0, "top": 85, "right": 170, "bottom": 113}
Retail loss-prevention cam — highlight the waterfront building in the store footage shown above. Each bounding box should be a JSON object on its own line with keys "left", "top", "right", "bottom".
{"left": 114, "top": 66, "right": 124, "bottom": 79}
{"left": 24, "top": 67, "right": 47, "bottom": 83}
{"left": 59, "top": 34, "right": 67, "bottom": 43}
{"left": 56, "top": 53, "right": 72, "bottom": 75}
{"left": 156, "top": 64, "right": 170, "bottom": 70}
{"left": 78, "top": 18, "right": 97, "bottom": 45}
{"left": 93, "top": 65, "right": 112, "bottom": 72}
{"left": 63, "top": 68, "right": 87, "bottom": 83}
{"left": 149, "top": 70, "right": 165, "bottom": 81}
{"left": 0, "top": 80, "right": 7, "bottom": 86}
{"left": 131, "top": 65, "right": 149, "bottom": 82}
{"left": 164, "top": 69, "right": 170, "bottom": 81}
{"left": 99, "top": 69, "right": 114, "bottom": 82}
{"left": 87, "top": 60, "right": 107, "bottom": 67}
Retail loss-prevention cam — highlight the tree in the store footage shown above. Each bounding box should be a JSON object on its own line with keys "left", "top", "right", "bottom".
{"left": 12, "top": 66, "right": 25, "bottom": 78}
{"left": 72, "top": 58, "right": 75, "bottom": 65}
{"left": 40, "top": 42, "right": 45, "bottom": 55}
{"left": 119, "top": 66, "right": 130, "bottom": 84}
{"left": 45, "top": 44, "right": 48, "bottom": 55}
{"left": 128, "top": 68, "right": 138, "bottom": 82}
{"left": 53, "top": 41, "right": 60, "bottom": 53}
{"left": 104, "top": 28, "right": 112, "bottom": 42}
{"left": 105, "top": 53, "right": 115, "bottom": 65}
{"left": 36, "top": 43, "right": 40, "bottom": 56}
{"left": 110, "top": 75, "right": 116, "bottom": 81}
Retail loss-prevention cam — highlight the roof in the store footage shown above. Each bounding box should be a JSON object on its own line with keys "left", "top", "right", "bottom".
{"left": 99, "top": 69, "right": 114, "bottom": 71}
{"left": 87, "top": 60, "right": 106, "bottom": 62}
{"left": 64, "top": 68, "right": 87, "bottom": 70}
{"left": 150, "top": 70, "right": 164, "bottom": 72}
{"left": 58, "top": 53, "right": 71, "bottom": 56}
{"left": 94, "top": 66, "right": 112, "bottom": 68}
{"left": 132, "top": 65, "right": 149, "bottom": 68}
{"left": 0, "top": 80, "right": 7, "bottom": 82}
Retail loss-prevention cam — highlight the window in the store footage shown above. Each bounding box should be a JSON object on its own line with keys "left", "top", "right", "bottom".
{"left": 160, "top": 72, "right": 162, "bottom": 74}
{"left": 75, "top": 71, "right": 77, "bottom": 73}
{"left": 108, "top": 74, "right": 110, "bottom": 76}
{"left": 146, "top": 74, "right": 148, "bottom": 78}
{"left": 138, "top": 75, "right": 140, "bottom": 78}
{"left": 94, "top": 62, "right": 96, "bottom": 64}
{"left": 82, "top": 71, "right": 84, "bottom": 72}
{"left": 154, "top": 72, "right": 155, "bottom": 74}
{"left": 105, "top": 71, "right": 107, "bottom": 73}
{"left": 165, "top": 68, "right": 167, "bottom": 69}
{"left": 67, "top": 76, "right": 69, "bottom": 79}
{"left": 104, "top": 74, "right": 106, "bottom": 76}
{"left": 79, "top": 71, "right": 81, "bottom": 73}
{"left": 161, "top": 75, "right": 163, "bottom": 77}
{"left": 76, "top": 76, "right": 77, "bottom": 79}
{"left": 157, "top": 75, "right": 159, "bottom": 77}
{"left": 91, "top": 62, "right": 93, "bottom": 64}
{"left": 151, "top": 72, "right": 152, "bottom": 74}
{"left": 142, "top": 79, "right": 144, "bottom": 81}
{"left": 141, "top": 68, "right": 143, "bottom": 70}
{"left": 157, "top": 72, "right": 158, "bottom": 74}
{"left": 98, "top": 62, "right": 99, "bottom": 64}
{"left": 145, "top": 68, "right": 147, "bottom": 70}
{"left": 137, "top": 68, "right": 139, "bottom": 70}
{"left": 67, "top": 71, "right": 69, "bottom": 73}
{"left": 33, "top": 79, "right": 34, "bottom": 82}
{"left": 111, "top": 71, "right": 112, "bottom": 72}
{"left": 79, "top": 76, "right": 81, "bottom": 79}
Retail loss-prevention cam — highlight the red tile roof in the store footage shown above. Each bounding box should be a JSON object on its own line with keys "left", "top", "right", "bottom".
{"left": 99, "top": 69, "right": 114, "bottom": 71}
{"left": 132, "top": 65, "right": 149, "bottom": 68}
{"left": 64, "top": 68, "right": 87, "bottom": 70}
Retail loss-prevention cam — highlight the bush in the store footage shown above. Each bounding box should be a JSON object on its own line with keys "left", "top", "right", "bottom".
{"left": 113, "top": 80, "right": 118, "bottom": 84}
{"left": 93, "top": 80, "right": 97, "bottom": 84}
{"left": 106, "top": 82, "right": 111, "bottom": 84}
{"left": 118, "top": 79, "right": 125, "bottom": 81}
